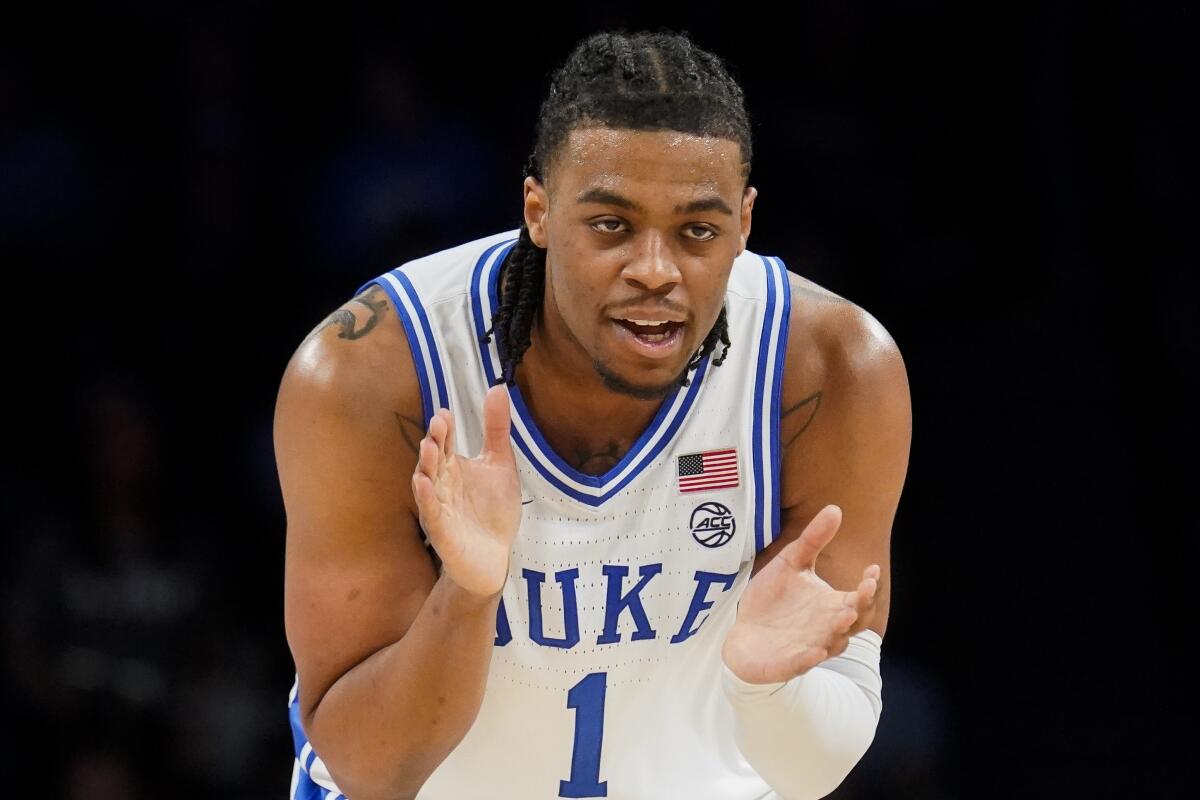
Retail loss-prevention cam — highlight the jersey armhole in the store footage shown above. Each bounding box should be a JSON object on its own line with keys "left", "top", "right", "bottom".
{"left": 355, "top": 271, "right": 450, "bottom": 428}
{"left": 751, "top": 255, "right": 792, "bottom": 553}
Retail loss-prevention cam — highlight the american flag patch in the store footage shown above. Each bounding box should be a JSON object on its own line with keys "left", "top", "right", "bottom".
{"left": 677, "top": 448, "right": 739, "bottom": 493}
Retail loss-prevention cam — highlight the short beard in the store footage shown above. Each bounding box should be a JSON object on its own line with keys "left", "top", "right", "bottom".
{"left": 591, "top": 357, "right": 692, "bottom": 401}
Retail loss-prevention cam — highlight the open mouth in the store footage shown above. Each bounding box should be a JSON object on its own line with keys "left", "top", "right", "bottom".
{"left": 616, "top": 318, "right": 683, "bottom": 340}
{"left": 611, "top": 318, "right": 686, "bottom": 355}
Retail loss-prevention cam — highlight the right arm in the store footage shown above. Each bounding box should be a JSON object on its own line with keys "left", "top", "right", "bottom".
{"left": 275, "top": 286, "right": 520, "bottom": 800}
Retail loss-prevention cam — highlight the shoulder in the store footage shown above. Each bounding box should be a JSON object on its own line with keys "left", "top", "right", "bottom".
{"left": 274, "top": 282, "right": 425, "bottom": 474}
{"left": 276, "top": 284, "right": 446, "bottom": 727}
{"left": 778, "top": 270, "right": 910, "bottom": 450}
{"left": 282, "top": 282, "right": 415, "bottom": 401}
{"left": 275, "top": 229, "right": 519, "bottom": 435}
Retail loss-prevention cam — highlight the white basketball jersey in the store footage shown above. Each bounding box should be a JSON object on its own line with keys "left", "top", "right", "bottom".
{"left": 288, "top": 228, "right": 793, "bottom": 800}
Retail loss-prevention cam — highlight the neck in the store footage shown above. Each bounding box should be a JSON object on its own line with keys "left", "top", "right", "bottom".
{"left": 495, "top": 246, "right": 677, "bottom": 475}
{"left": 515, "top": 319, "right": 666, "bottom": 477}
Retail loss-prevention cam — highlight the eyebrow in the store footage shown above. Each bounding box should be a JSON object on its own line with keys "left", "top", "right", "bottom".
{"left": 575, "top": 188, "right": 734, "bottom": 216}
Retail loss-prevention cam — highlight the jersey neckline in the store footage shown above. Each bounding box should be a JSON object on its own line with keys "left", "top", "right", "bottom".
{"left": 469, "top": 238, "right": 711, "bottom": 507}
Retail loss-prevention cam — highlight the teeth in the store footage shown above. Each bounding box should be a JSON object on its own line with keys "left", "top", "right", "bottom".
{"left": 624, "top": 318, "right": 671, "bottom": 327}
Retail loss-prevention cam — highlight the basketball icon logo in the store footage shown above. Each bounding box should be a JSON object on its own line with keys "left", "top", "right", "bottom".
{"left": 690, "top": 502, "right": 736, "bottom": 548}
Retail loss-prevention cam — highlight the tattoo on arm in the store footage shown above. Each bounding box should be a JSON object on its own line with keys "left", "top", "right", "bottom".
{"left": 782, "top": 390, "right": 822, "bottom": 448}
{"left": 305, "top": 285, "right": 390, "bottom": 343}
{"left": 394, "top": 412, "right": 425, "bottom": 455}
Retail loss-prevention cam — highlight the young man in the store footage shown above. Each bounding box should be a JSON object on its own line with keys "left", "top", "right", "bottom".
{"left": 275, "top": 30, "right": 911, "bottom": 800}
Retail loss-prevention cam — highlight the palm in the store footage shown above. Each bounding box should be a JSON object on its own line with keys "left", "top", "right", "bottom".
{"left": 722, "top": 505, "right": 880, "bottom": 685}
{"left": 412, "top": 385, "right": 522, "bottom": 597}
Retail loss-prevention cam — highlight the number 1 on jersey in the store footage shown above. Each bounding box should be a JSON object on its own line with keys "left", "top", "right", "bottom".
{"left": 559, "top": 671, "right": 608, "bottom": 798}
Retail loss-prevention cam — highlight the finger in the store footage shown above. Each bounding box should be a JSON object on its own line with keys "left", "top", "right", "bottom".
{"left": 480, "top": 383, "right": 514, "bottom": 461}
{"left": 427, "top": 411, "right": 447, "bottom": 452}
{"left": 411, "top": 471, "right": 443, "bottom": 527}
{"left": 417, "top": 433, "right": 441, "bottom": 479}
{"left": 857, "top": 578, "right": 878, "bottom": 609}
{"left": 856, "top": 565, "right": 881, "bottom": 605}
{"left": 835, "top": 605, "right": 858, "bottom": 633}
{"left": 843, "top": 574, "right": 878, "bottom": 609}
{"left": 437, "top": 408, "right": 457, "bottom": 460}
{"left": 840, "top": 578, "right": 878, "bottom": 618}
{"left": 430, "top": 409, "right": 445, "bottom": 457}
{"left": 846, "top": 572, "right": 879, "bottom": 636}
{"left": 778, "top": 505, "right": 842, "bottom": 572}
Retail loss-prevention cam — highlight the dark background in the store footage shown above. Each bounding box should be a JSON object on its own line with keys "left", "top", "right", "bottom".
{"left": 2, "top": 2, "right": 1194, "bottom": 797}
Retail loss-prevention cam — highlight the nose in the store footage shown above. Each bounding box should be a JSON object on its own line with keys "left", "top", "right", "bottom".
{"left": 622, "top": 231, "right": 681, "bottom": 293}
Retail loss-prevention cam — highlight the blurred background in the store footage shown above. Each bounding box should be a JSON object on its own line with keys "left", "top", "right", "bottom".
{"left": 2, "top": 2, "right": 1194, "bottom": 797}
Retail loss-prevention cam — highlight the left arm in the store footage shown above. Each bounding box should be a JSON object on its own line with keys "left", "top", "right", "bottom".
{"left": 722, "top": 284, "right": 912, "bottom": 799}
{"left": 761, "top": 287, "right": 911, "bottom": 636}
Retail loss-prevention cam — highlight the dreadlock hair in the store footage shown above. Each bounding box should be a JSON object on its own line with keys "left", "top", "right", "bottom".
{"left": 485, "top": 30, "right": 752, "bottom": 388}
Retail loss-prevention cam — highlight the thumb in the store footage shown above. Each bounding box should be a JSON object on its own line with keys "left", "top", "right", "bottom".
{"left": 480, "top": 383, "right": 514, "bottom": 461}
{"left": 778, "top": 504, "right": 842, "bottom": 571}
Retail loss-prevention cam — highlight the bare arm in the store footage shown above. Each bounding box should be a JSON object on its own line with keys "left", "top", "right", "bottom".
{"left": 276, "top": 287, "right": 519, "bottom": 800}
{"left": 727, "top": 279, "right": 911, "bottom": 677}
{"left": 757, "top": 278, "right": 911, "bottom": 638}
{"left": 721, "top": 278, "right": 911, "bottom": 799}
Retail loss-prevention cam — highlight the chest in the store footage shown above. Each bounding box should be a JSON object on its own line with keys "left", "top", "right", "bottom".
{"left": 489, "top": 449, "right": 753, "bottom": 672}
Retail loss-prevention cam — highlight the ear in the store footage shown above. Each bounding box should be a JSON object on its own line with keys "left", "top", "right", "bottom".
{"left": 523, "top": 176, "right": 550, "bottom": 248}
{"left": 738, "top": 185, "right": 757, "bottom": 256}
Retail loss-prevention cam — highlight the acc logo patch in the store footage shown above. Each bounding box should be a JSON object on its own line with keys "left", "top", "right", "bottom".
{"left": 690, "top": 501, "right": 736, "bottom": 548}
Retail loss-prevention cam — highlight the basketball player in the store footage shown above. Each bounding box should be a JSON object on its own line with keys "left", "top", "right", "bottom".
{"left": 275, "top": 31, "right": 911, "bottom": 800}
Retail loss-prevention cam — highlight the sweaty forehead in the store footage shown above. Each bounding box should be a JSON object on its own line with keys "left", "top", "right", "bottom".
{"left": 547, "top": 127, "right": 746, "bottom": 198}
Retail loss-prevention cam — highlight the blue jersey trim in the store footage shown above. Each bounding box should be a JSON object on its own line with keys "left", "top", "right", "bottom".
{"left": 391, "top": 267, "right": 450, "bottom": 414}
{"left": 360, "top": 274, "right": 435, "bottom": 426}
{"left": 289, "top": 684, "right": 347, "bottom": 799}
{"left": 769, "top": 257, "right": 792, "bottom": 543}
{"left": 508, "top": 357, "right": 709, "bottom": 505}
{"left": 470, "top": 242, "right": 710, "bottom": 506}
{"left": 287, "top": 687, "right": 308, "bottom": 766}
{"left": 507, "top": 380, "right": 681, "bottom": 490}
{"left": 470, "top": 238, "right": 520, "bottom": 384}
{"left": 355, "top": 264, "right": 452, "bottom": 428}
{"left": 292, "top": 767, "right": 325, "bottom": 800}
{"left": 752, "top": 255, "right": 778, "bottom": 553}
{"left": 293, "top": 771, "right": 343, "bottom": 800}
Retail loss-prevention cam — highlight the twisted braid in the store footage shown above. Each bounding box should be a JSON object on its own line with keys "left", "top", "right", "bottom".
{"left": 485, "top": 222, "right": 545, "bottom": 385}
{"left": 485, "top": 30, "right": 751, "bottom": 387}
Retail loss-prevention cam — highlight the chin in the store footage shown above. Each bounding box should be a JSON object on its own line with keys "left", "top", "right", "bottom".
{"left": 591, "top": 357, "right": 692, "bottom": 401}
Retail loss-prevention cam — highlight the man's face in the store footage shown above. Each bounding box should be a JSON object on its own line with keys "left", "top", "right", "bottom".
{"left": 524, "top": 126, "right": 756, "bottom": 400}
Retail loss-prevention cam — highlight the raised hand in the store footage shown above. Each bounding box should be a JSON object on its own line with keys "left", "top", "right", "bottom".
{"left": 410, "top": 384, "right": 523, "bottom": 598}
{"left": 722, "top": 504, "right": 880, "bottom": 685}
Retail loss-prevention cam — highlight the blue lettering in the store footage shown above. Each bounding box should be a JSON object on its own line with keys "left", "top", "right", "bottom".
{"left": 670, "top": 570, "right": 738, "bottom": 644}
{"left": 494, "top": 595, "right": 512, "bottom": 646}
{"left": 596, "top": 563, "right": 662, "bottom": 645}
{"left": 524, "top": 567, "right": 581, "bottom": 649}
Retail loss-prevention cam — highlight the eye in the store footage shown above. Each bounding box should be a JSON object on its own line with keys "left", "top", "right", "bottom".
{"left": 684, "top": 224, "right": 718, "bottom": 242}
{"left": 590, "top": 218, "right": 628, "bottom": 234}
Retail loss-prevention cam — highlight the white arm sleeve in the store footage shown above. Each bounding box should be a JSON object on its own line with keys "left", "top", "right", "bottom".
{"left": 720, "top": 630, "right": 883, "bottom": 800}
